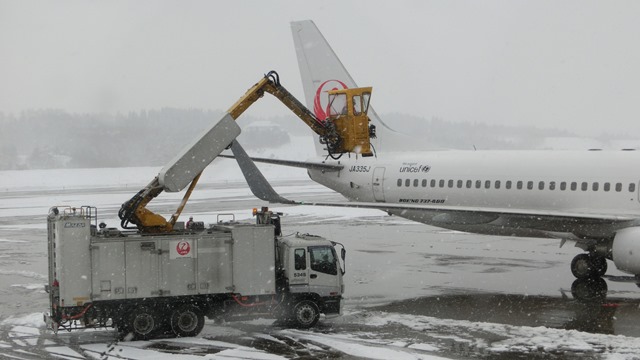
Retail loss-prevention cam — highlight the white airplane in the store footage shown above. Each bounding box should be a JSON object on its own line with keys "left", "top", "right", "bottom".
{"left": 227, "top": 20, "right": 640, "bottom": 281}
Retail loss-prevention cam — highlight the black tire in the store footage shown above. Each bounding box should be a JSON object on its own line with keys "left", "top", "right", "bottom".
{"left": 291, "top": 300, "right": 320, "bottom": 329}
{"left": 592, "top": 256, "right": 608, "bottom": 277}
{"left": 571, "top": 253, "right": 608, "bottom": 279}
{"left": 170, "top": 306, "right": 204, "bottom": 337}
{"left": 129, "top": 307, "right": 158, "bottom": 340}
{"left": 571, "top": 253, "right": 594, "bottom": 279}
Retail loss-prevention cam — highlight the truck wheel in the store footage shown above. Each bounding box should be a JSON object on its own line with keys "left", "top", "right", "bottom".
{"left": 292, "top": 300, "right": 320, "bottom": 329}
{"left": 129, "top": 307, "right": 158, "bottom": 340}
{"left": 170, "top": 306, "right": 204, "bottom": 337}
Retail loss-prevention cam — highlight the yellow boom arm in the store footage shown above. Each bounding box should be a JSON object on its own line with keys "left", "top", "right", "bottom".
{"left": 119, "top": 71, "right": 373, "bottom": 233}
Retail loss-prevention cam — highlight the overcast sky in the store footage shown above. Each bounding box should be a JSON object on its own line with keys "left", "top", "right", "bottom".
{"left": 2, "top": 1, "right": 640, "bottom": 137}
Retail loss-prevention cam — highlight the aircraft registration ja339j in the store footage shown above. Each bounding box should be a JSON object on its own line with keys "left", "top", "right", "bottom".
{"left": 224, "top": 20, "right": 640, "bottom": 284}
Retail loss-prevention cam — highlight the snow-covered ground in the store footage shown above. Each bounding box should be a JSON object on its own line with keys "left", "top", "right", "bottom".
{"left": 1, "top": 166, "right": 640, "bottom": 359}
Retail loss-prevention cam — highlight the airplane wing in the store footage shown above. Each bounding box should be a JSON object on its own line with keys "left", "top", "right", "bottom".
{"left": 297, "top": 200, "right": 636, "bottom": 223}
{"left": 219, "top": 154, "right": 343, "bottom": 172}
{"left": 291, "top": 199, "right": 636, "bottom": 239}
{"left": 228, "top": 141, "right": 296, "bottom": 204}
{"left": 297, "top": 200, "right": 637, "bottom": 240}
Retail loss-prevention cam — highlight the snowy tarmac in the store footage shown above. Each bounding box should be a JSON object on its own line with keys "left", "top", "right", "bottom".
{"left": 1, "top": 165, "right": 640, "bottom": 359}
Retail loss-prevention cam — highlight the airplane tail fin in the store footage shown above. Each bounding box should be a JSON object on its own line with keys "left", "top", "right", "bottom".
{"left": 291, "top": 20, "right": 406, "bottom": 156}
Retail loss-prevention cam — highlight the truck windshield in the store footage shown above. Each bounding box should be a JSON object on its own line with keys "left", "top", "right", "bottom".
{"left": 309, "top": 246, "right": 337, "bottom": 275}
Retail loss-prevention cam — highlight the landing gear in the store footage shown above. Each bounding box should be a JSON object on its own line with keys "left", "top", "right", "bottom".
{"left": 571, "top": 253, "right": 608, "bottom": 279}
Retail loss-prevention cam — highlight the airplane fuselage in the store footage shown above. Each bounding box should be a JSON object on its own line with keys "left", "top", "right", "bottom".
{"left": 308, "top": 150, "right": 640, "bottom": 239}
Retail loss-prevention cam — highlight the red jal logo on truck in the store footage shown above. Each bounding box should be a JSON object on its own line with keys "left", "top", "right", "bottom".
{"left": 176, "top": 241, "right": 191, "bottom": 256}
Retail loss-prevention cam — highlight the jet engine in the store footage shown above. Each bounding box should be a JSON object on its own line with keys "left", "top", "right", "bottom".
{"left": 612, "top": 227, "right": 640, "bottom": 275}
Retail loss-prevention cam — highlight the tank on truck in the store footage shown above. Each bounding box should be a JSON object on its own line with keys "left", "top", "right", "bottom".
{"left": 119, "top": 71, "right": 375, "bottom": 233}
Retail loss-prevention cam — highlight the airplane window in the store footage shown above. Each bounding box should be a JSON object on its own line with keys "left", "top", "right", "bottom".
{"left": 448, "top": 179, "right": 454, "bottom": 188}
{"left": 457, "top": 180, "right": 463, "bottom": 188}
{"left": 560, "top": 182, "right": 567, "bottom": 190}
{"left": 629, "top": 183, "right": 636, "bottom": 192}
{"left": 422, "top": 179, "right": 427, "bottom": 187}
{"left": 466, "top": 180, "right": 472, "bottom": 188}
{"left": 581, "top": 182, "right": 588, "bottom": 191}
{"left": 475, "top": 180, "right": 481, "bottom": 189}
{"left": 517, "top": 181, "right": 523, "bottom": 190}
{"left": 485, "top": 180, "right": 491, "bottom": 189}
{"left": 439, "top": 179, "right": 445, "bottom": 188}
{"left": 527, "top": 181, "right": 533, "bottom": 190}
{"left": 431, "top": 179, "right": 436, "bottom": 187}
{"left": 405, "top": 179, "right": 410, "bottom": 187}
{"left": 571, "top": 182, "right": 577, "bottom": 191}
{"left": 538, "top": 181, "right": 544, "bottom": 190}
{"left": 506, "top": 181, "right": 512, "bottom": 189}
{"left": 592, "top": 182, "right": 599, "bottom": 191}
{"left": 413, "top": 179, "right": 419, "bottom": 187}
{"left": 604, "top": 182, "right": 611, "bottom": 191}
{"left": 397, "top": 179, "right": 402, "bottom": 187}
{"left": 616, "top": 183, "right": 622, "bottom": 192}
{"left": 549, "top": 181, "right": 556, "bottom": 190}
{"left": 495, "top": 180, "right": 501, "bottom": 189}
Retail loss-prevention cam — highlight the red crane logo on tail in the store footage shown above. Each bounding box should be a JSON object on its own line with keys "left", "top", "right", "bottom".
{"left": 314, "top": 80, "right": 348, "bottom": 120}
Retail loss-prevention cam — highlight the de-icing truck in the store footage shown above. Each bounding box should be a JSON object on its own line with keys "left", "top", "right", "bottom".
{"left": 43, "top": 71, "right": 371, "bottom": 339}
{"left": 45, "top": 206, "right": 345, "bottom": 339}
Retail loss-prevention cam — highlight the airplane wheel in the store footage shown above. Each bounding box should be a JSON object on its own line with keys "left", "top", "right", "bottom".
{"left": 592, "top": 256, "right": 608, "bottom": 277}
{"left": 571, "top": 254, "right": 594, "bottom": 279}
{"left": 571, "top": 253, "right": 607, "bottom": 279}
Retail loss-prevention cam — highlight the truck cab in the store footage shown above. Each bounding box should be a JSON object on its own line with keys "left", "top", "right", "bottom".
{"left": 279, "top": 234, "right": 345, "bottom": 318}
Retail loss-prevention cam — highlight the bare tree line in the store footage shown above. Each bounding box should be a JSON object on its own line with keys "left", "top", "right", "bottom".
{"left": 0, "top": 109, "right": 584, "bottom": 170}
